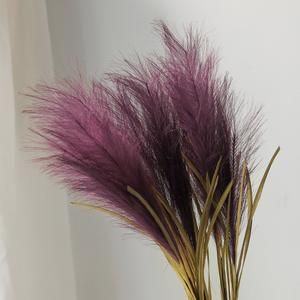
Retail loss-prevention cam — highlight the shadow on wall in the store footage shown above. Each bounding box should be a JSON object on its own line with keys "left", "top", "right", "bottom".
{"left": 46, "top": 0, "right": 170, "bottom": 78}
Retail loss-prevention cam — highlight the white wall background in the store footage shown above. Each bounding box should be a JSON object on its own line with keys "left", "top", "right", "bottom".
{"left": 2, "top": 0, "right": 299, "bottom": 299}
{"left": 0, "top": 1, "right": 77, "bottom": 299}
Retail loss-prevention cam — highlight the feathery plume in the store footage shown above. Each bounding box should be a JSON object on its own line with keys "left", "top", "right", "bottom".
{"left": 25, "top": 22, "right": 279, "bottom": 300}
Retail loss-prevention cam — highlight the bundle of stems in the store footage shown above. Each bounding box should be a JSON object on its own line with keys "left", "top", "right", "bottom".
{"left": 151, "top": 150, "right": 279, "bottom": 300}
{"left": 25, "top": 22, "right": 279, "bottom": 300}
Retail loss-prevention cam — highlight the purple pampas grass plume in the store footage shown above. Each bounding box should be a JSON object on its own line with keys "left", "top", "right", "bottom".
{"left": 107, "top": 60, "right": 196, "bottom": 248}
{"left": 25, "top": 80, "right": 174, "bottom": 254}
{"left": 25, "top": 22, "right": 279, "bottom": 300}
{"left": 154, "top": 22, "right": 263, "bottom": 260}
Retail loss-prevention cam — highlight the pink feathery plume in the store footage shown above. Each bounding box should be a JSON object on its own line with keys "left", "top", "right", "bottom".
{"left": 24, "top": 22, "right": 281, "bottom": 300}
{"left": 25, "top": 22, "right": 263, "bottom": 263}
{"left": 25, "top": 80, "right": 175, "bottom": 254}
{"left": 152, "top": 22, "right": 262, "bottom": 259}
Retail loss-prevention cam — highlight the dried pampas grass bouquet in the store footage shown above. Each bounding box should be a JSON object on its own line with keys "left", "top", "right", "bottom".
{"left": 25, "top": 22, "right": 279, "bottom": 300}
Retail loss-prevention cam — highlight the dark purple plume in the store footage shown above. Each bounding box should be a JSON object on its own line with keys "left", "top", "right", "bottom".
{"left": 25, "top": 22, "right": 261, "bottom": 261}
{"left": 153, "top": 23, "right": 262, "bottom": 258}
{"left": 107, "top": 59, "right": 196, "bottom": 247}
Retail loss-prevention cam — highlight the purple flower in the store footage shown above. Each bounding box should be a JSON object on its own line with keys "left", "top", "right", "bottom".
{"left": 25, "top": 22, "right": 262, "bottom": 262}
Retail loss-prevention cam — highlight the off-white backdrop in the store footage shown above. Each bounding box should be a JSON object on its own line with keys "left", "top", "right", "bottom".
{"left": 1, "top": 0, "right": 299, "bottom": 299}
{"left": 0, "top": 1, "right": 76, "bottom": 299}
